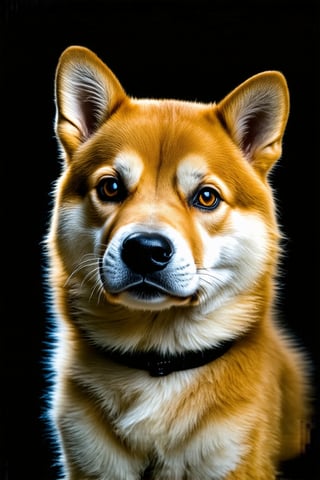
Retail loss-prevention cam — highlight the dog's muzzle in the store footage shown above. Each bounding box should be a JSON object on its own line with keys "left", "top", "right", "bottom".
{"left": 100, "top": 227, "right": 199, "bottom": 306}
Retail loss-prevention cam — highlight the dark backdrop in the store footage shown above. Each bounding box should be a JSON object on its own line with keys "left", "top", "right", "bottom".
{"left": 2, "top": 1, "right": 319, "bottom": 479}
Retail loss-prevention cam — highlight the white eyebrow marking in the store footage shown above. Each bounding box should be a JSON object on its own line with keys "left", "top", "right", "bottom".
{"left": 177, "top": 155, "right": 207, "bottom": 196}
{"left": 177, "top": 155, "right": 229, "bottom": 198}
{"left": 114, "top": 151, "right": 144, "bottom": 190}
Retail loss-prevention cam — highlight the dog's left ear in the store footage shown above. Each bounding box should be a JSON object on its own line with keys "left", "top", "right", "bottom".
{"left": 217, "top": 71, "right": 289, "bottom": 176}
{"left": 54, "top": 45, "right": 127, "bottom": 160}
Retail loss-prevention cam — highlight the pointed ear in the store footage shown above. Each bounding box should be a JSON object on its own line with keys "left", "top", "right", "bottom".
{"left": 54, "top": 45, "right": 126, "bottom": 159}
{"left": 216, "top": 71, "right": 290, "bottom": 176}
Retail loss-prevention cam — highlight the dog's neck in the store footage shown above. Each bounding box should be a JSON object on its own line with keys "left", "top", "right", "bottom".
{"left": 93, "top": 339, "right": 236, "bottom": 377}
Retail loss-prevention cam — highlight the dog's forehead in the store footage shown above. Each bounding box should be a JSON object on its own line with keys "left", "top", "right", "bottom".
{"left": 89, "top": 100, "right": 237, "bottom": 180}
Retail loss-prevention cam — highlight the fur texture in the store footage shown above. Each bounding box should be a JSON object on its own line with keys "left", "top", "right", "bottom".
{"left": 44, "top": 45, "right": 311, "bottom": 479}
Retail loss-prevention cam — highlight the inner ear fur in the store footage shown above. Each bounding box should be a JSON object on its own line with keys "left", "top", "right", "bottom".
{"left": 54, "top": 45, "right": 126, "bottom": 159}
{"left": 216, "top": 71, "right": 290, "bottom": 176}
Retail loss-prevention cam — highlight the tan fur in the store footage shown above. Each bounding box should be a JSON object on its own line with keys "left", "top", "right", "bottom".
{"left": 45, "top": 45, "right": 311, "bottom": 479}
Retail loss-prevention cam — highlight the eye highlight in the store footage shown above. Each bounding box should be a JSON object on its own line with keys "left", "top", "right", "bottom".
{"left": 192, "top": 186, "right": 221, "bottom": 210}
{"left": 96, "top": 176, "right": 127, "bottom": 202}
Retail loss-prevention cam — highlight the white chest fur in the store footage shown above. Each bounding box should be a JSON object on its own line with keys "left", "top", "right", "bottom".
{"left": 60, "top": 366, "right": 247, "bottom": 480}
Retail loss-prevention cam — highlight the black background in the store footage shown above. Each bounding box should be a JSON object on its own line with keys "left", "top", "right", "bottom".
{"left": 2, "top": 1, "right": 319, "bottom": 479}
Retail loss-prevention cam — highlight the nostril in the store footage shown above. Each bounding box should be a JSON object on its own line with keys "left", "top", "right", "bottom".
{"left": 121, "top": 232, "right": 173, "bottom": 274}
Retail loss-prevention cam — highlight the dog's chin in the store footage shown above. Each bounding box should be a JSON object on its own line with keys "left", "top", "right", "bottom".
{"left": 104, "top": 285, "right": 192, "bottom": 311}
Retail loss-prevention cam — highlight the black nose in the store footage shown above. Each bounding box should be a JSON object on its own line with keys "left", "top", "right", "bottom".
{"left": 121, "top": 232, "right": 173, "bottom": 274}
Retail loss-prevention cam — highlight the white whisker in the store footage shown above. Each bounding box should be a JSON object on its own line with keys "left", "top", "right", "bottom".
{"left": 63, "top": 252, "right": 105, "bottom": 302}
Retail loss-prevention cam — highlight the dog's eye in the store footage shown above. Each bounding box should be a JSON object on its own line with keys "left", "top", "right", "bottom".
{"left": 193, "top": 186, "right": 221, "bottom": 210}
{"left": 96, "top": 176, "right": 127, "bottom": 202}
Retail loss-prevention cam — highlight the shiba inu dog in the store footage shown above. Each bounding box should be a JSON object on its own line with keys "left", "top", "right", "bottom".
{"left": 45, "top": 45, "right": 311, "bottom": 479}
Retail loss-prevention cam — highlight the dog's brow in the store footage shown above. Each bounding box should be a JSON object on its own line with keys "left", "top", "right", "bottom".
{"left": 114, "top": 152, "right": 143, "bottom": 188}
{"left": 177, "top": 156, "right": 208, "bottom": 194}
{"left": 177, "top": 155, "right": 230, "bottom": 198}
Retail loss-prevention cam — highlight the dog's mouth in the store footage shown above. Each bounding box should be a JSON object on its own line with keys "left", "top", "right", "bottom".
{"left": 102, "top": 274, "right": 194, "bottom": 309}
{"left": 127, "top": 282, "right": 167, "bottom": 300}
{"left": 109, "top": 276, "right": 190, "bottom": 303}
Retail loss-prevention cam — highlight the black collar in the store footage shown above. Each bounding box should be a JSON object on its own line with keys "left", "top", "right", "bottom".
{"left": 95, "top": 339, "right": 235, "bottom": 377}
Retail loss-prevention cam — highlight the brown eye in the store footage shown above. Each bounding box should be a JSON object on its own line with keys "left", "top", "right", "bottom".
{"left": 96, "top": 176, "right": 127, "bottom": 202}
{"left": 193, "top": 186, "right": 221, "bottom": 210}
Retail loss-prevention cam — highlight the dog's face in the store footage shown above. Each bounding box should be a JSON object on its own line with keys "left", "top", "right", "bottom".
{"left": 50, "top": 46, "right": 289, "bottom": 318}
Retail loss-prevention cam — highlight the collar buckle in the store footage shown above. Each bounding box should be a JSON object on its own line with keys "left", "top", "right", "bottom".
{"left": 147, "top": 358, "right": 174, "bottom": 377}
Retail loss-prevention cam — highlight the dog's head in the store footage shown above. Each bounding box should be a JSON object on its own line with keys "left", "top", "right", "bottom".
{"left": 49, "top": 46, "right": 289, "bottom": 318}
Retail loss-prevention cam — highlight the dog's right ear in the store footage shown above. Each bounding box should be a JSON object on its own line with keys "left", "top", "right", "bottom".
{"left": 54, "top": 45, "right": 126, "bottom": 160}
